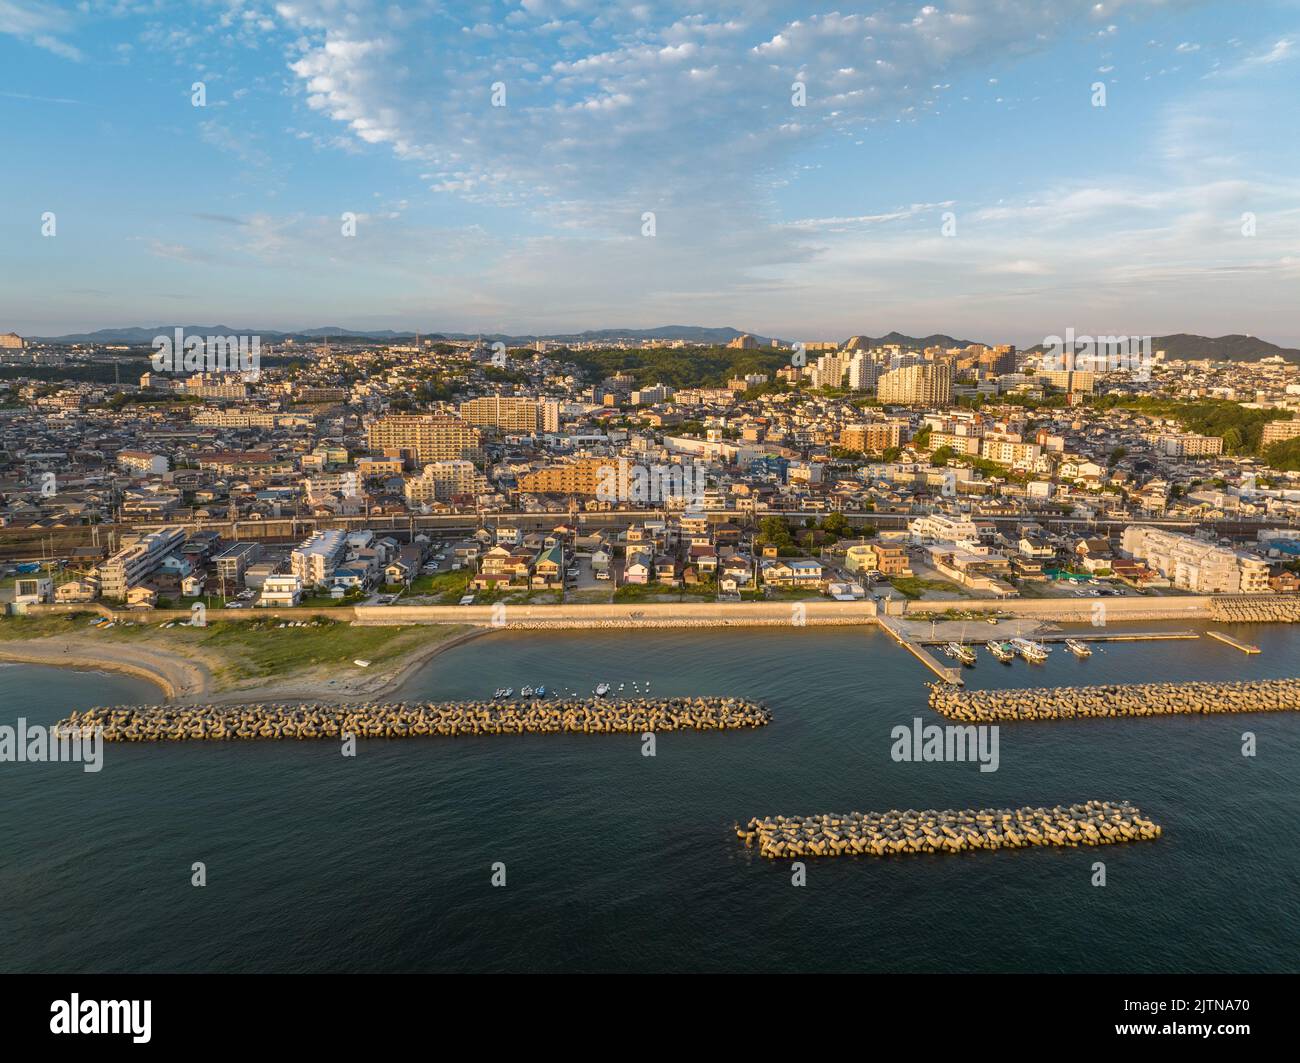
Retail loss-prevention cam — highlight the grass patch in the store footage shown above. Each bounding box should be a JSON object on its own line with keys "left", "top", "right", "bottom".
{"left": 887, "top": 576, "right": 970, "bottom": 600}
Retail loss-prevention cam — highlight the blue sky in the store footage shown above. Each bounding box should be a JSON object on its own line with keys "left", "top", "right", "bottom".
{"left": 2, "top": 0, "right": 1299, "bottom": 345}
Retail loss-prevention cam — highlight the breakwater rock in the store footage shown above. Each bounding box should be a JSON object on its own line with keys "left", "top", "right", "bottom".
{"left": 928, "top": 677, "right": 1300, "bottom": 722}
{"left": 1210, "top": 595, "right": 1300, "bottom": 623}
{"left": 59, "top": 697, "right": 771, "bottom": 742}
{"left": 737, "top": 800, "right": 1160, "bottom": 858}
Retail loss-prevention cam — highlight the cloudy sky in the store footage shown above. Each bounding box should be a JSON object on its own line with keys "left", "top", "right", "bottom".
{"left": 2, "top": 0, "right": 1298, "bottom": 344}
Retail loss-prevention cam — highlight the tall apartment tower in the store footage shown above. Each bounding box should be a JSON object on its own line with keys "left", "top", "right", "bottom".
{"left": 877, "top": 361, "right": 953, "bottom": 406}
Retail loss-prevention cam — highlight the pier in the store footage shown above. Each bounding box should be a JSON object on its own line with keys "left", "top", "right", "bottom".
{"left": 60, "top": 697, "right": 772, "bottom": 742}
{"left": 1206, "top": 630, "right": 1261, "bottom": 654}
{"left": 929, "top": 676, "right": 1300, "bottom": 722}
{"left": 877, "top": 614, "right": 964, "bottom": 685}
{"left": 736, "top": 800, "right": 1161, "bottom": 858}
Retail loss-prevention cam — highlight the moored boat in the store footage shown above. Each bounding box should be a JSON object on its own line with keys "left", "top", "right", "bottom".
{"left": 986, "top": 641, "right": 1015, "bottom": 663}
{"left": 1065, "top": 638, "right": 1093, "bottom": 658}
{"left": 1010, "top": 637, "right": 1049, "bottom": 663}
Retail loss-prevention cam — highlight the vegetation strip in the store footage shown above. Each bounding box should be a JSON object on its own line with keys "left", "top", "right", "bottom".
{"left": 928, "top": 677, "right": 1300, "bottom": 721}
{"left": 737, "top": 801, "right": 1161, "bottom": 858}
{"left": 59, "top": 697, "right": 771, "bottom": 741}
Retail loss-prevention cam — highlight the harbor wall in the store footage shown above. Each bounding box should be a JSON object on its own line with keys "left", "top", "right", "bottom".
{"left": 61, "top": 697, "right": 773, "bottom": 741}
{"left": 738, "top": 801, "right": 1161, "bottom": 858}
{"left": 930, "top": 677, "right": 1300, "bottom": 722}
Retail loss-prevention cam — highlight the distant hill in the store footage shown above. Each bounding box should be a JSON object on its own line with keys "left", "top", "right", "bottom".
{"left": 842, "top": 331, "right": 984, "bottom": 349}
{"left": 29, "top": 324, "right": 767, "bottom": 346}
{"left": 26, "top": 326, "right": 1298, "bottom": 362}
{"left": 1022, "top": 333, "right": 1300, "bottom": 364}
{"left": 1148, "top": 334, "right": 1300, "bottom": 363}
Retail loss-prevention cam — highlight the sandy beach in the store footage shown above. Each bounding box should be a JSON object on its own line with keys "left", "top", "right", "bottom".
{"left": 0, "top": 626, "right": 493, "bottom": 704}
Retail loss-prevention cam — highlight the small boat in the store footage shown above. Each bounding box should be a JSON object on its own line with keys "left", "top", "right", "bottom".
{"left": 946, "top": 642, "right": 977, "bottom": 667}
{"left": 535, "top": 686, "right": 546, "bottom": 697}
{"left": 1010, "top": 637, "right": 1049, "bottom": 663}
{"left": 595, "top": 682, "right": 611, "bottom": 696}
{"left": 503, "top": 687, "right": 513, "bottom": 698}
{"left": 986, "top": 641, "right": 1015, "bottom": 663}
{"left": 1065, "top": 638, "right": 1093, "bottom": 658}
{"left": 353, "top": 659, "right": 371, "bottom": 668}
{"left": 493, "top": 688, "right": 506, "bottom": 699}
{"left": 521, "top": 685, "right": 534, "bottom": 697}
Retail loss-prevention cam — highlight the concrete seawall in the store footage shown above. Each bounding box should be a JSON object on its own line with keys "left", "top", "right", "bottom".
{"left": 737, "top": 800, "right": 1161, "bottom": 858}
{"left": 60, "top": 697, "right": 772, "bottom": 741}
{"left": 929, "top": 677, "right": 1300, "bottom": 722}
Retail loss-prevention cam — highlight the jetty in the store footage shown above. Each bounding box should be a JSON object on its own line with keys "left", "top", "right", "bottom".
{"left": 736, "top": 800, "right": 1161, "bottom": 858}
{"left": 1206, "top": 630, "right": 1261, "bottom": 654}
{"left": 58, "top": 697, "right": 771, "bottom": 742}
{"left": 929, "top": 676, "right": 1300, "bottom": 722}
{"left": 1036, "top": 630, "right": 1199, "bottom": 644}
{"left": 877, "top": 614, "right": 964, "bottom": 685}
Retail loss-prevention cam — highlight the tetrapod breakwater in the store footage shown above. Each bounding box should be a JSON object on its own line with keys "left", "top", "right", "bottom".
{"left": 928, "top": 677, "right": 1300, "bottom": 722}
{"left": 737, "top": 800, "right": 1161, "bottom": 858}
{"left": 58, "top": 697, "right": 772, "bottom": 741}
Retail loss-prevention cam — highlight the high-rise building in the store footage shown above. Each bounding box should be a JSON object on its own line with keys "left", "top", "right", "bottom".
{"left": 877, "top": 361, "right": 953, "bottom": 406}
{"left": 847, "top": 352, "right": 879, "bottom": 390}
{"left": 367, "top": 414, "right": 483, "bottom": 465}
{"left": 540, "top": 399, "right": 562, "bottom": 433}
{"left": 459, "top": 396, "right": 541, "bottom": 432}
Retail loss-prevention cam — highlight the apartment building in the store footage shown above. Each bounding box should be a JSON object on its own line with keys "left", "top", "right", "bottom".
{"left": 839, "top": 422, "right": 902, "bottom": 453}
{"left": 980, "top": 437, "right": 1043, "bottom": 469}
{"left": 96, "top": 526, "right": 187, "bottom": 599}
{"left": 117, "top": 450, "right": 169, "bottom": 476}
{"left": 366, "top": 414, "right": 483, "bottom": 466}
{"left": 213, "top": 542, "right": 262, "bottom": 587}
{"left": 1158, "top": 434, "right": 1224, "bottom": 458}
{"left": 878, "top": 361, "right": 953, "bottom": 406}
{"left": 517, "top": 457, "right": 610, "bottom": 496}
{"left": 459, "top": 396, "right": 541, "bottom": 432}
{"left": 908, "top": 512, "right": 980, "bottom": 544}
{"left": 290, "top": 529, "right": 348, "bottom": 587}
{"left": 404, "top": 460, "right": 488, "bottom": 503}
{"left": 1261, "top": 419, "right": 1300, "bottom": 447}
{"left": 1120, "top": 526, "right": 1270, "bottom": 594}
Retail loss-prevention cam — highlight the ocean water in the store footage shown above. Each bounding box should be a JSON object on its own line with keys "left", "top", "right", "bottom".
{"left": 1, "top": 623, "right": 1298, "bottom": 973}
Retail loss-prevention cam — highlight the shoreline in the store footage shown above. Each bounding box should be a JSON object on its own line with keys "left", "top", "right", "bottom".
{"left": 0, "top": 627, "right": 497, "bottom": 706}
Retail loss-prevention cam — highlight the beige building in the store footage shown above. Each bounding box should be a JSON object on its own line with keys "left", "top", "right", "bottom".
{"left": 839, "top": 422, "right": 903, "bottom": 453}
{"left": 1121, "top": 526, "right": 1269, "bottom": 594}
{"left": 877, "top": 361, "right": 953, "bottom": 406}
{"left": 0, "top": 332, "right": 24, "bottom": 349}
{"left": 404, "top": 460, "right": 489, "bottom": 503}
{"left": 459, "top": 395, "right": 541, "bottom": 432}
{"left": 96, "top": 526, "right": 187, "bottom": 599}
{"left": 367, "top": 414, "right": 483, "bottom": 466}
{"left": 1261, "top": 419, "right": 1300, "bottom": 447}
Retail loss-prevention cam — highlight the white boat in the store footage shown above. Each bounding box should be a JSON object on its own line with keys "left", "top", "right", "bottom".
{"left": 1065, "top": 638, "right": 1093, "bottom": 658}
{"left": 986, "top": 641, "right": 1015, "bottom": 663}
{"left": 946, "top": 642, "right": 977, "bottom": 666}
{"left": 521, "top": 685, "right": 534, "bottom": 697}
{"left": 1010, "top": 637, "right": 1049, "bottom": 663}
{"left": 595, "top": 682, "right": 611, "bottom": 696}
{"left": 353, "top": 659, "right": 371, "bottom": 668}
